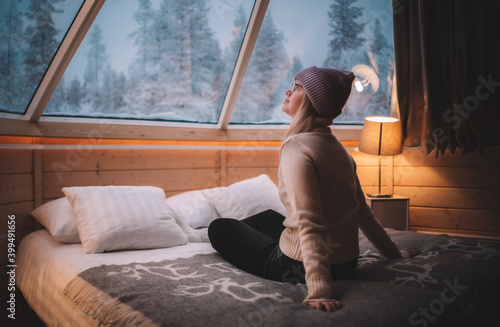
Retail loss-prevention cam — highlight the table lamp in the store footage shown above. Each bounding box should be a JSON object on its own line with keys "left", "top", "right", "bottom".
{"left": 358, "top": 116, "right": 403, "bottom": 197}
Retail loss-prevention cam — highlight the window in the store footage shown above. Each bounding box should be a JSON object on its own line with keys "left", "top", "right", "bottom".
{"left": 0, "top": 0, "right": 84, "bottom": 115}
{"left": 44, "top": 0, "right": 255, "bottom": 124}
{"left": 230, "top": 0, "right": 395, "bottom": 125}
{"left": 0, "top": 0, "right": 395, "bottom": 134}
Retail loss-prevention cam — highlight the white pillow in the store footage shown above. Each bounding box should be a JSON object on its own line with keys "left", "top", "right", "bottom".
{"left": 62, "top": 186, "right": 187, "bottom": 254}
{"left": 165, "top": 190, "right": 220, "bottom": 228}
{"left": 30, "top": 197, "right": 81, "bottom": 243}
{"left": 202, "top": 174, "right": 286, "bottom": 219}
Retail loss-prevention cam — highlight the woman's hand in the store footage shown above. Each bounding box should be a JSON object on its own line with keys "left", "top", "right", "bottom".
{"left": 400, "top": 248, "right": 421, "bottom": 258}
{"left": 303, "top": 300, "right": 341, "bottom": 312}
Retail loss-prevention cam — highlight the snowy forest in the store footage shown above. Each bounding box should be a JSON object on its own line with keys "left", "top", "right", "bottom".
{"left": 0, "top": 0, "right": 394, "bottom": 124}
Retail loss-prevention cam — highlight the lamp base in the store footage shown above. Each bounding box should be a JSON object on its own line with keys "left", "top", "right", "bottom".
{"left": 366, "top": 193, "right": 393, "bottom": 198}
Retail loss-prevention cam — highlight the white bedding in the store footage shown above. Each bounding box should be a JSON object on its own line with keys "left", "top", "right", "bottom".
{"left": 17, "top": 229, "right": 216, "bottom": 327}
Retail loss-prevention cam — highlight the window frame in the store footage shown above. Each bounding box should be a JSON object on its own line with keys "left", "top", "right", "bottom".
{"left": 0, "top": 0, "right": 368, "bottom": 142}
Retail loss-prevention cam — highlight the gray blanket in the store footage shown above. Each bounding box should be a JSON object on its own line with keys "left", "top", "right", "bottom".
{"left": 64, "top": 230, "right": 500, "bottom": 327}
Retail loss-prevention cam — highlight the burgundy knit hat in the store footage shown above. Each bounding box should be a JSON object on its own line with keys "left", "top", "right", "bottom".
{"left": 294, "top": 66, "right": 355, "bottom": 119}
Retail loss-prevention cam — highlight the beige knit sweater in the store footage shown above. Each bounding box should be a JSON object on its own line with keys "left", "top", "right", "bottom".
{"left": 278, "top": 127, "right": 402, "bottom": 302}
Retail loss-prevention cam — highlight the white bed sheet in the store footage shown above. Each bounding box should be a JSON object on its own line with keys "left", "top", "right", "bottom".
{"left": 17, "top": 229, "right": 215, "bottom": 327}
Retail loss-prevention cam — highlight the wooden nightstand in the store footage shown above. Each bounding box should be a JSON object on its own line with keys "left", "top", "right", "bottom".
{"left": 365, "top": 195, "right": 409, "bottom": 231}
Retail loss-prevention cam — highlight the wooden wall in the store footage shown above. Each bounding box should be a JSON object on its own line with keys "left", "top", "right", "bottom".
{"left": 394, "top": 148, "right": 500, "bottom": 239}
{"left": 0, "top": 150, "right": 39, "bottom": 326}
{"left": 0, "top": 144, "right": 499, "bottom": 325}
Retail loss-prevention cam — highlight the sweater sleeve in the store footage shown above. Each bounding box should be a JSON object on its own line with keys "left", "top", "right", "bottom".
{"left": 355, "top": 174, "right": 403, "bottom": 260}
{"left": 280, "top": 140, "right": 335, "bottom": 301}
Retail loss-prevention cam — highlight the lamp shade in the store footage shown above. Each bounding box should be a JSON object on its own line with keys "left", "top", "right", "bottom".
{"left": 359, "top": 117, "right": 403, "bottom": 156}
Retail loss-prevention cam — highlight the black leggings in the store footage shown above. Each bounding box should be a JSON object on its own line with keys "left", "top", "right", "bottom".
{"left": 208, "top": 209, "right": 357, "bottom": 284}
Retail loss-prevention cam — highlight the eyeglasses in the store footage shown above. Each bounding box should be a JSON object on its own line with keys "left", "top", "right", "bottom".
{"left": 290, "top": 82, "right": 299, "bottom": 95}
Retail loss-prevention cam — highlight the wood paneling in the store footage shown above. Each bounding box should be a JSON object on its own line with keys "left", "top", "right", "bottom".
{"left": 0, "top": 174, "right": 34, "bottom": 205}
{"left": 395, "top": 148, "right": 500, "bottom": 238}
{"left": 43, "top": 169, "right": 221, "bottom": 199}
{"left": 0, "top": 150, "right": 33, "bottom": 174}
{"left": 395, "top": 186, "right": 500, "bottom": 211}
{"left": 42, "top": 149, "right": 220, "bottom": 172}
{"left": 395, "top": 166, "right": 500, "bottom": 188}
{"left": 409, "top": 207, "right": 500, "bottom": 232}
{"left": 226, "top": 149, "right": 279, "bottom": 168}
{"left": 0, "top": 148, "right": 35, "bottom": 317}
{"left": 227, "top": 167, "right": 279, "bottom": 185}
{"left": 40, "top": 149, "right": 222, "bottom": 199}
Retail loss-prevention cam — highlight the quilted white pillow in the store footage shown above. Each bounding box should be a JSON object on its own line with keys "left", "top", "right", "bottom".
{"left": 202, "top": 174, "right": 286, "bottom": 219}
{"left": 62, "top": 186, "right": 187, "bottom": 254}
{"left": 165, "top": 190, "right": 220, "bottom": 228}
{"left": 30, "top": 197, "right": 81, "bottom": 243}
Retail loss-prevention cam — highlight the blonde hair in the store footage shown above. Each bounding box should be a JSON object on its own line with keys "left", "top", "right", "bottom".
{"left": 285, "top": 94, "right": 333, "bottom": 139}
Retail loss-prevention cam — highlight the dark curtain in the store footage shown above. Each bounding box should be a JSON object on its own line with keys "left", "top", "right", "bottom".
{"left": 393, "top": 0, "right": 500, "bottom": 155}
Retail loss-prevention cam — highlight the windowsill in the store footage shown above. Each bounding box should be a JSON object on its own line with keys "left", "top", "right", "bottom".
{"left": 0, "top": 116, "right": 364, "bottom": 142}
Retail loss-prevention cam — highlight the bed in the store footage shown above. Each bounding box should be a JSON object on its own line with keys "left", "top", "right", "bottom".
{"left": 17, "top": 175, "right": 500, "bottom": 327}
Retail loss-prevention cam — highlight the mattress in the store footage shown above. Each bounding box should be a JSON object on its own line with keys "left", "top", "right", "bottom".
{"left": 17, "top": 229, "right": 215, "bottom": 327}
{"left": 17, "top": 229, "right": 500, "bottom": 327}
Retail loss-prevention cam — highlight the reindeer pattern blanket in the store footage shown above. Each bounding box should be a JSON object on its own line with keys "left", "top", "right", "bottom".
{"left": 63, "top": 230, "right": 500, "bottom": 327}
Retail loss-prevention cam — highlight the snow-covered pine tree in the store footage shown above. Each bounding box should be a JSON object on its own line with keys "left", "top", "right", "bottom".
{"left": 187, "top": 0, "right": 224, "bottom": 121}
{"left": 83, "top": 24, "right": 109, "bottom": 113}
{"left": 0, "top": 0, "right": 25, "bottom": 112}
{"left": 113, "top": 72, "right": 128, "bottom": 113}
{"left": 220, "top": 5, "right": 248, "bottom": 111}
{"left": 127, "top": 0, "right": 161, "bottom": 115}
{"left": 149, "top": 0, "right": 223, "bottom": 122}
{"left": 223, "top": 5, "right": 247, "bottom": 75}
{"left": 323, "top": 0, "right": 371, "bottom": 123}
{"left": 66, "top": 77, "right": 83, "bottom": 113}
{"left": 323, "top": 0, "right": 365, "bottom": 70}
{"left": 47, "top": 76, "right": 66, "bottom": 113}
{"left": 368, "top": 18, "right": 393, "bottom": 115}
{"left": 102, "top": 64, "right": 117, "bottom": 114}
{"left": 152, "top": 0, "right": 180, "bottom": 112}
{"left": 24, "top": 0, "right": 64, "bottom": 103}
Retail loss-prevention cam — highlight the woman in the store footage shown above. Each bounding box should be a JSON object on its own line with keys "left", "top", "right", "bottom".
{"left": 208, "top": 66, "right": 412, "bottom": 312}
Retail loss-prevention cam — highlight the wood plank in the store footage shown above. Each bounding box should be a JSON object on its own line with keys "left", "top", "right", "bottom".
{"left": 43, "top": 169, "right": 221, "bottom": 199}
{"left": 395, "top": 147, "right": 500, "bottom": 167}
{"left": 409, "top": 227, "right": 500, "bottom": 240}
{"left": 409, "top": 207, "right": 500, "bottom": 232}
{"left": 226, "top": 168, "right": 279, "bottom": 186}
{"left": 225, "top": 128, "right": 287, "bottom": 142}
{"left": 395, "top": 166, "right": 500, "bottom": 188}
{"left": 33, "top": 150, "right": 43, "bottom": 209}
{"left": 224, "top": 126, "right": 362, "bottom": 142}
{"left": 36, "top": 119, "right": 228, "bottom": 141}
{"left": 395, "top": 186, "right": 500, "bottom": 211}
{"left": 226, "top": 149, "right": 279, "bottom": 168}
{"left": 0, "top": 118, "right": 42, "bottom": 137}
{"left": 0, "top": 150, "right": 33, "bottom": 174}
{"left": 0, "top": 174, "right": 34, "bottom": 205}
{"left": 0, "top": 202, "right": 36, "bottom": 234}
{"left": 42, "top": 149, "right": 220, "bottom": 172}
{"left": 220, "top": 150, "right": 227, "bottom": 187}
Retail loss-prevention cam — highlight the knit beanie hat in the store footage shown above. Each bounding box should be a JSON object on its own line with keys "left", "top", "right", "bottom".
{"left": 294, "top": 66, "right": 355, "bottom": 119}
